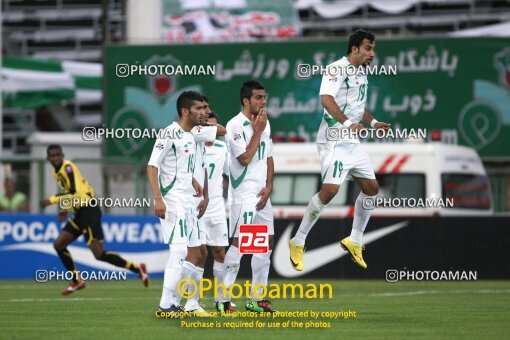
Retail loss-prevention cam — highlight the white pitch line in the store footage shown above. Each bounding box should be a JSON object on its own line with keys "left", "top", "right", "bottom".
{"left": 0, "top": 285, "right": 50, "bottom": 289}
{"left": 368, "top": 289, "right": 510, "bottom": 297}
{"left": 2, "top": 297, "right": 114, "bottom": 302}
{"left": 2, "top": 289, "right": 509, "bottom": 302}
{"left": 1, "top": 297, "right": 158, "bottom": 303}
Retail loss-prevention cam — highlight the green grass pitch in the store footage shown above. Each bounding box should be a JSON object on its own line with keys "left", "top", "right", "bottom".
{"left": 1, "top": 279, "right": 509, "bottom": 339}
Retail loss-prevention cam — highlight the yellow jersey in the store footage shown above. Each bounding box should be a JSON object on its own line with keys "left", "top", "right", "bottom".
{"left": 49, "top": 160, "right": 95, "bottom": 210}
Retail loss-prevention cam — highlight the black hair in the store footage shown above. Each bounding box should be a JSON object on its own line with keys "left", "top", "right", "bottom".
{"left": 208, "top": 111, "right": 219, "bottom": 120}
{"left": 203, "top": 95, "right": 209, "bottom": 103}
{"left": 176, "top": 91, "right": 204, "bottom": 117}
{"left": 47, "top": 144, "right": 62, "bottom": 154}
{"left": 240, "top": 80, "right": 265, "bottom": 106}
{"left": 347, "top": 29, "right": 375, "bottom": 54}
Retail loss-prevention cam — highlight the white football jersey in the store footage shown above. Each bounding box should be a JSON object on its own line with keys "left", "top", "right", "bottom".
{"left": 148, "top": 122, "right": 197, "bottom": 213}
{"left": 203, "top": 140, "right": 228, "bottom": 217}
{"left": 192, "top": 142, "right": 207, "bottom": 188}
{"left": 317, "top": 56, "right": 368, "bottom": 144}
{"left": 225, "top": 112, "right": 273, "bottom": 203}
{"left": 191, "top": 125, "right": 217, "bottom": 187}
{"left": 191, "top": 125, "right": 217, "bottom": 212}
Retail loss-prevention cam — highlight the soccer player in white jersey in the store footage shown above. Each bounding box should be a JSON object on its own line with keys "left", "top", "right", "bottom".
{"left": 201, "top": 112, "right": 231, "bottom": 312}
{"left": 221, "top": 80, "right": 275, "bottom": 314}
{"left": 182, "top": 98, "right": 227, "bottom": 315}
{"left": 147, "top": 91, "right": 210, "bottom": 316}
{"left": 289, "top": 29, "right": 390, "bottom": 271}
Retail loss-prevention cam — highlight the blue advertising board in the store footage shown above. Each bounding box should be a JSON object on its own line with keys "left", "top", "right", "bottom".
{"left": 0, "top": 214, "right": 168, "bottom": 279}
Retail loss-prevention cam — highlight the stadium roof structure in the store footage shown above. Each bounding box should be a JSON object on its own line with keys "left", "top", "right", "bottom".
{"left": 296, "top": 0, "right": 510, "bottom": 36}
{"left": 295, "top": 0, "right": 475, "bottom": 18}
{"left": 449, "top": 19, "right": 510, "bottom": 36}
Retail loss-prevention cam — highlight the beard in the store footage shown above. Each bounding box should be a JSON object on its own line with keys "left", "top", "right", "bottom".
{"left": 363, "top": 58, "right": 373, "bottom": 66}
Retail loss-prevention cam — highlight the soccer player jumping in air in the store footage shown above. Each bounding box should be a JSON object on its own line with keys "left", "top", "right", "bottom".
{"left": 41, "top": 145, "right": 149, "bottom": 295}
{"left": 289, "top": 29, "right": 390, "bottom": 271}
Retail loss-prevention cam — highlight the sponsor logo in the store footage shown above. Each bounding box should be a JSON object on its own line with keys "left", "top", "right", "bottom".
{"left": 233, "top": 132, "right": 242, "bottom": 141}
{"left": 273, "top": 221, "right": 409, "bottom": 278}
{"left": 239, "top": 224, "right": 269, "bottom": 254}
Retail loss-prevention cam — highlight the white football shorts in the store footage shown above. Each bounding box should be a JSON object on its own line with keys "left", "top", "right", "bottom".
{"left": 229, "top": 198, "right": 274, "bottom": 238}
{"left": 318, "top": 142, "right": 375, "bottom": 186}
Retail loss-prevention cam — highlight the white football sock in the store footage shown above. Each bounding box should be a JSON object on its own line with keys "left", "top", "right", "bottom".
{"left": 213, "top": 260, "right": 224, "bottom": 302}
{"left": 159, "top": 244, "right": 186, "bottom": 309}
{"left": 219, "top": 246, "right": 243, "bottom": 303}
{"left": 181, "top": 261, "right": 198, "bottom": 304}
{"left": 183, "top": 263, "right": 204, "bottom": 311}
{"left": 250, "top": 250, "right": 272, "bottom": 301}
{"left": 350, "top": 192, "right": 374, "bottom": 245}
{"left": 292, "top": 193, "right": 326, "bottom": 246}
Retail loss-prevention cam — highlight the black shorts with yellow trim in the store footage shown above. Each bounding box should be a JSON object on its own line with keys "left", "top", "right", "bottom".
{"left": 63, "top": 206, "right": 104, "bottom": 245}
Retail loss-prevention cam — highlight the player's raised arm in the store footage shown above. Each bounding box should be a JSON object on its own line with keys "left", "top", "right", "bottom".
{"left": 234, "top": 108, "right": 267, "bottom": 166}
{"left": 207, "top": 123, "right": 226, "bottom": 136}
{"left": 193, "top": 125, "right": 216, "bottom": 142}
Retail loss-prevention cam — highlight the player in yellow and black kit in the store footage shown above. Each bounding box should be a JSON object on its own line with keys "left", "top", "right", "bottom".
{"left": 40, "top": 144, "right": 149, "bottom": 295}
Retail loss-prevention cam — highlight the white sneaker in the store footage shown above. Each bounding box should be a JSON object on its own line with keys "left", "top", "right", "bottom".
{"left": 184, "top": 305, "right": 210, "bottom": 317}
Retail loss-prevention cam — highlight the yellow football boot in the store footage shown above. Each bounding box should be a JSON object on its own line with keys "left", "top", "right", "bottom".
{"left": 340, "top": 237, "right": 367, "bottom": 269}
{"left": 289, "top": 240, "right": 305, "bottom": 271}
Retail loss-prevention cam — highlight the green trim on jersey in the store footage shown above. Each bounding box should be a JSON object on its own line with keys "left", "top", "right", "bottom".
{"left": 343, "top": 77, "right": 350, "bottom": 112}
{"left": 230, "top": 167, "right": 248, "bottom": 189}
{"left": 323, "top": 112, "right": 338, "bottom": 127}
{"left": 321, "top": 168, "right": 329, "bottom": 183}
{"left": 168, "top": 218, "right": 186, "bottom": 244}
{"left": 159, "top": 135, "right": 178, "bottom": 198}
{"left": 214, "top": 142, "right": 225, "bottom": 148}
{"left": 231, "top": 211, "right": 242, "bottom": 238}
{"left": 159, "top": 174, "right": 177, "bottom": 197}
{"left": 243, "top": 121, "right": 251, "bottom": 126}
{"left": 168, "top": 221, "right": 176, "bottom": 244}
